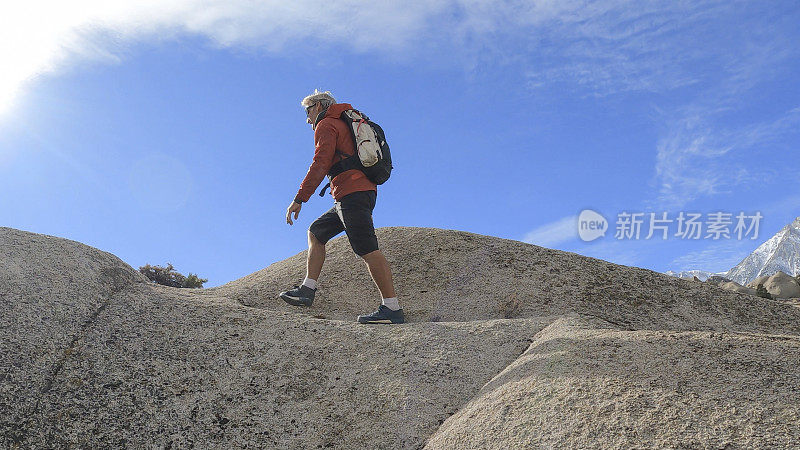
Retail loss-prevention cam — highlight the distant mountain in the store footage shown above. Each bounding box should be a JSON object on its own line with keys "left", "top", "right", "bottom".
{"left": 726, "top": 217, "right": 800, "bottom": 285}
{"left": 664, "top": 270, "right": 726, "bottom": 281}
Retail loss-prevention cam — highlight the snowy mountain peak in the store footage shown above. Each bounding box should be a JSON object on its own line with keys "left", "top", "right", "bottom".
{"left": 664, "top": 270, "right": 727, "bottom": 281}
{"left": 726, "top": 218, "right": 800, "bottom": 285}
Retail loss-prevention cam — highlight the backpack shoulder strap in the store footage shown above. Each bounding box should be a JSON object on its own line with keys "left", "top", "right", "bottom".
{"left": 317, "top": 109, "right": 369, "bottom": 197}
{"left": 318, "top": 147, "right": 358, "bottom": 197}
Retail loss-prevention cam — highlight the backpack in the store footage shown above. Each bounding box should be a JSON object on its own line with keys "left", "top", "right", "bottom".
{"left": 318, "top": 109, "right": 393, "bottom": 197}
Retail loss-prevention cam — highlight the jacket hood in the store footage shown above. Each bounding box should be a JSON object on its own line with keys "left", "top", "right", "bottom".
{"left": 323, "top": 103, "right": 354, "bottom": 119}
{"left": 312, "top": 103, "right": 353, "bottom": 129}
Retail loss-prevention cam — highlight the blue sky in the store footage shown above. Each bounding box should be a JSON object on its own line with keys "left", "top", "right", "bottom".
{"left": 2, "top": 1, "right": 799, "bottom": 287}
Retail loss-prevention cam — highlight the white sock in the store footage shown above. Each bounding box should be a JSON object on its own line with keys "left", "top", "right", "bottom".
{"left": 302, "top": 277, "right": 317, "bottom": 290}
{"left": 381, "top": 297, "right": 400, "bottom": 310}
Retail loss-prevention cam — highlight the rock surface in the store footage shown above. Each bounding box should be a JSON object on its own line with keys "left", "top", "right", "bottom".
{"left": 746, "top": 271, "right": 800, "bottom": 299}
{"left": 2, "top": 226, "right": 800, "bottom": 448}
{"left": 426, "top": 317, "right": 800, "bottom": 449}
{"left": 719, "top": 280, "right": 758, "bottom": 296}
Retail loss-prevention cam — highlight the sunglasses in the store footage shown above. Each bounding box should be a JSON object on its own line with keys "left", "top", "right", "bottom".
{"left": 305, "top": 103, "right": 316, "bottom": 116}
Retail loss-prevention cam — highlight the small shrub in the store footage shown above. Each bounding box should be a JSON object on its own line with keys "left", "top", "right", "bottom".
{"left": 756, "top": 283, "right": 773, "bottom": 300}
{"left": 183, "top": 273, "right": 207, "bottom": 289}
{"left": 139, "top": 263, "right": 208, "bottom": 289}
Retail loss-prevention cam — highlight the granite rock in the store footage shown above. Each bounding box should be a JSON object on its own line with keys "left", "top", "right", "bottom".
{"left": 2, "top": 226, "right": 800, "bottom": 448}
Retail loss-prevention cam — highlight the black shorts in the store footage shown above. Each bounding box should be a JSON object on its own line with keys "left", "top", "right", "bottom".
{"left": 309, "top": 190, "right": 378, "bottom": 256}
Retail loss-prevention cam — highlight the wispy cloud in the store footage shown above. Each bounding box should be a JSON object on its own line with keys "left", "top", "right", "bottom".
{"left": 522, "top": 215, "right": 576, "bottom": 248}
{"left": 664, "top": 197, "right": 800, "bottom": 273}
{"left": 462, "top": 1, "right": 799, "bottom": 211}
{"left": 641, "top": 2, "right": 800, "bottom": 209}
{"left": 515, "top": 0, "right": 749, "bottom": 96}
{"left": 1, "top": 0, "right": 456, "bottom": 115}
{"left": 3, "top": 1, "right": 798, "bottom": 220}
{"left": 669, "top": 240, "right": 756, "bottom": 273}
{"left": 4, "top": 1, "right": 794, "bottom": 115}
{"left": 652, "top": 107, "right": 800, "bottom": 209}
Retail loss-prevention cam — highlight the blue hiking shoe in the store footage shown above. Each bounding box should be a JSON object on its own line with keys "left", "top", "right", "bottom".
{"left": 280, "top": 284, "right": 316, "bottom": 307}
{"left": 357, "top": 304, "right": 405, "bottom": 324}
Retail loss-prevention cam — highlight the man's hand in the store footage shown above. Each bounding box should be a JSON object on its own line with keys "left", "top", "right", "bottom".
{"left": 286, "top": 201, "right": 302, "bottom": 225}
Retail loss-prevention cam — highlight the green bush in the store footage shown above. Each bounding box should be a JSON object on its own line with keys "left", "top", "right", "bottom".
{"left": 139, "top": 263, "right": 208, "bottom": 289}
{"left": 183, "top": 273, "right": 207, "bottom": 289}
{"left": 756, "top": 283, "right": 773, "bottom": 300}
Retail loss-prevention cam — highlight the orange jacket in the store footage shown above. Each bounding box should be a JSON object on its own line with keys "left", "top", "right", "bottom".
{"left": 294, "top": 103, "right": 377, "bottom": 203}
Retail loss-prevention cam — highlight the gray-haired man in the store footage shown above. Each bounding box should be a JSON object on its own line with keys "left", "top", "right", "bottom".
{"left": 280, "top": 90, "right": 404, "bottom": 324}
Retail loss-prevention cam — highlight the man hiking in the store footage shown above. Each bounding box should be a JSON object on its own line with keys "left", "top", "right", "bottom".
{"left": 281, "top": 89, "right": 405, "bottom": 325}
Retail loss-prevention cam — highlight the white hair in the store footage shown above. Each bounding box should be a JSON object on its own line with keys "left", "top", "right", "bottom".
{"left": 301, "top": 89, "right": 336, "bottom": 109}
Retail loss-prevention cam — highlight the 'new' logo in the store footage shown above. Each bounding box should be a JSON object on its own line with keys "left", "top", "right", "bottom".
{"left": 578, "top": 209, "right": 607, "bottom": 242}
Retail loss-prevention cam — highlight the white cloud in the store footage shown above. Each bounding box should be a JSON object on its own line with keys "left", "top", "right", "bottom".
{"left": 2, "top": 0, "right": 797, "bottom": 223}
{"left": 522, "top": 215, "right": 576, "bottom": 247}
{"left": 517, "top": 0, "right": 744, "bottom": 96}
{"left": 0, "top": 0, "right": 456, "bottom": 115}
{"left": 652, "top": 107, "right": 800, "bottom": 209}
{"left": 669, "top": 240, "right": 756, "bottom": 273}
{"left": 2, "top": 0, "right": 787, "bottom": 116}
{"left": 642, "top": 2, "right": 800, "bottom": 210}
{"left": 663, "top": 194, "right": 800, "bottom": 274}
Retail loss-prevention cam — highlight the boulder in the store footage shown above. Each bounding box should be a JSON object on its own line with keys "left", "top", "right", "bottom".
{"left": 763, "top": 271, "right": 800, "bottom": 299}
{"left": 706, "top": 275, "right": 732, "bottom": 285}
{"left": 719, "top": 281, "right": 757, "bottom": 296}
{"left": 747, "top": 274, "right": 771, "bottom": 289}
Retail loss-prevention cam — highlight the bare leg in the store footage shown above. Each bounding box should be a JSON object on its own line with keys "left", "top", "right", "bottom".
{"left": 306, "top": 231, "right": 325, "bottom": 281}
{"left": 361, "top": 249, "right": 397, "bottom": 299}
